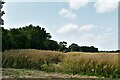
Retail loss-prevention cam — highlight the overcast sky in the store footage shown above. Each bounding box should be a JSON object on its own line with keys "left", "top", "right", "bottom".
{"left": 2, "top": 0, "right": 119, "bottom": 51}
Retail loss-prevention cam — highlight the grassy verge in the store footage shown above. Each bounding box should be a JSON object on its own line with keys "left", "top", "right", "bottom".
{"left": 2, "top": 68, "right": 102, "bottom": 79}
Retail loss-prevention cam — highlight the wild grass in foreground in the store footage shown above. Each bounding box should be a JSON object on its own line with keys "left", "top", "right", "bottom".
{"left": 2, "top": 49, "right": 120, "bottom": 78}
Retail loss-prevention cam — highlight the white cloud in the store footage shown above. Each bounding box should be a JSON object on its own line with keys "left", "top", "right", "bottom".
{"left": 57, "top": 23, "right": 78, "bottom": 33}
{"left": 78, "top": 24, "right": 96, "bottom": 32}
{"left": 68, "top": 0, "right": 89, "bottom": 9}
{"left": 79, "top": 33, "right": 117, "bottom": 51}
{"left": 58, "top": 8, "right": 77, "bottom": 19}
{"left": 55, "top": 23, "right": 117, "bottom": 50}
{"left": 57, "top": 24, "right": 96, "bottom": 33}
{"left": 94, "top": 0, "right": 119, "bottom": 13}
{"left": 106, "top": 27, "right": 112, "bottom": 32}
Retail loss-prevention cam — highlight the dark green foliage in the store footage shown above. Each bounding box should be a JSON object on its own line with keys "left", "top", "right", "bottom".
{"left": 80, "top": 46, "right": 98, "bottom": 52}
{"left": 68, "top": 43, "right": 80, "bottom": 52}
{"left": 59, "top": 41, "right": 67, "bottom": 52}
{"left": 10, "top": 28, "right": 29, "bottom": 49}
{"left": 44, "top": 40, "right": 60, "bottom": 50}
{"left": 2, "top": 24, "right": 117, "bottom": 52}
{"left": 68, "top": 43, "right": 98, "bottom": 52}
{"left": 0, "top": 0, "right": 5, "bottom": 25}
{"left": 2, "top": 27, "right": 13, "bottom": 51}
{"left": 115, "top": 50, "right": 120, "bottom": 53}
{"left": 2, "top": 24, "right": 59, "bottom": 51}
{"left": 113, "top": 65, "right": 120, "bottom": 78}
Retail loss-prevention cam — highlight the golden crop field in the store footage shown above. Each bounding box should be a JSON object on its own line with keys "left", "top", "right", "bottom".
{"left": 2, "top": 49, "right": 120, "bottom": 78}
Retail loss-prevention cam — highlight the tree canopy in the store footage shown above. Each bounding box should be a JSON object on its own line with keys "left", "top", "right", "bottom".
{"left": 1, "top": 24, "right": 119, "bottom": 53}
{"left": 2, "top": 24, "right": 59, "bottom": 51}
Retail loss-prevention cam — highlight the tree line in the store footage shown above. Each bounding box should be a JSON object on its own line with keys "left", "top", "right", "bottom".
{"left": 1, "top": 24, "right": 120, "bottom": 52}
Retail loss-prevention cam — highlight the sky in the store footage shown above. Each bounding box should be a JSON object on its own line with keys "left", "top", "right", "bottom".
{"left": 2, "top": 0, "right": 119, "bottom": 51}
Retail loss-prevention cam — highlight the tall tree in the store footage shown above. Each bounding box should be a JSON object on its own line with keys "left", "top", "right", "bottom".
{"left": 68, "top": 43, "right": 80, "bottom": 52}
{"left": 2, "top": 27, "right": 13, "bottom": 51}
{"left": 59, "top": 41, "right": 67, "bottom": 52}
{"left": 2, "top": 24, "right": 53, "bottom": 51}
{"left": 44, "top": 40, "right": 59, "bottom": 51}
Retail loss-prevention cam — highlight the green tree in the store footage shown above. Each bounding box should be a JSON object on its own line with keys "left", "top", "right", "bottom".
{"left": 0, "top": 1, "right": 5, "bottom": 25}
{"left": 10, "top": 28, "right": 29, "bottom": 49}
{"left": 68, "top": 43, "right": 80, "bottom": 52}
{"left": 2, "top": 27, "right": 13, "bottom": 51}
{"left": 2, "top": 24, "right": 52, "bottom": 51}
{"left": 80, "top": 46, "right": 98, "bottom": 52}
{"left": 44, "top": 40, "right": 59, "bottom": 51}
{"left": 59, "top": 41, "right": 67, "bottom": 52}
{"left": 28, "top": 25, "right": 51, "bottom": 49}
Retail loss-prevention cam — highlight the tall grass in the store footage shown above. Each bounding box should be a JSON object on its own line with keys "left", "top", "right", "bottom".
{"left": 2, "top": 49, "right": 120, "bottom": 78}
{"left": 2, "top": 49, "right": 64, "bottom": 70}
{"left": 61, "top": 52, "right": 120, "bottom": 78}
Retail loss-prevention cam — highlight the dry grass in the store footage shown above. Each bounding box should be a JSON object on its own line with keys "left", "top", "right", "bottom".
{"left": 61, "top": 52, "right": 120, "bottom": 78}
{"left": 65, "top": 52, "right": 119, "bottom": 65}
{"left": 2, "top": 49, "right": 120, "bottom": 78}
{"left": 2, "top": 68, "right": 99, "bottom": 79}
{"left": 2, "top": 49, "right": 64, "bottom": 69}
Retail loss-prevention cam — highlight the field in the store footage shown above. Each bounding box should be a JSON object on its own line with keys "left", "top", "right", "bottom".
{"left": 2, "top": 49, "right": 120, "bottom": 79}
